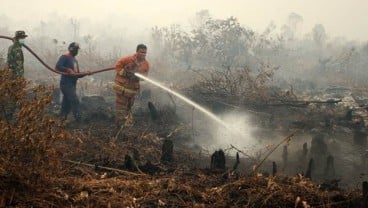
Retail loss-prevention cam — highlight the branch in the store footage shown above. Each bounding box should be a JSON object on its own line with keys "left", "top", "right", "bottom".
{"left": 63, "top": 160, "right": 146, "bottom": 176}
{"left": 253, "top": 133, "right": 294, "bottom": 173}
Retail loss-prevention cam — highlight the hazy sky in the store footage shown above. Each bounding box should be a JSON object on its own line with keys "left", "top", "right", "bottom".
{"left": 1, "top": 0, "right": 367, "bottom": 41}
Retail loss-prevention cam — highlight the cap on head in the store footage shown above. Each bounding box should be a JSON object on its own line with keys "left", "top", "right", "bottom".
{"left": 14, "top": 30, "right": 28, "bottom": 39}
{"left": 68, "top": 42, "right": 80, "bottom": 50}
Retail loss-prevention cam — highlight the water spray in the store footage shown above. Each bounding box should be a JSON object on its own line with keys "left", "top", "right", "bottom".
{"left": 135, "top": 73, "right": 257, "bottom": 154}
{"left": 135, "top": 73, "right": 231, "bottom": 130}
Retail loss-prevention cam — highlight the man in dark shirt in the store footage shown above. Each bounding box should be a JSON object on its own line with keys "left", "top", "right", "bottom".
{"left": 55, "top": 42, "right": 90, "bottom": 122}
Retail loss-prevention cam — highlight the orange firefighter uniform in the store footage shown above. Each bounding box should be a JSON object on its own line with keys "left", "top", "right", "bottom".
{"left": 113, "top": 54, "right": 149, "bottom": 125}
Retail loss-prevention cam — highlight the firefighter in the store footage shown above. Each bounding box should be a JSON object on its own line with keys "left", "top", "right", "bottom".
{"left": 56, "top": 42, "right": 90, "bottom": 122}
{"left": 113, "top": 44, "right": 149, "bottom": 126}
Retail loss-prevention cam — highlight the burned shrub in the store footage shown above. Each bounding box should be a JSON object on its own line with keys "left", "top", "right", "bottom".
{"left": 0, "top": 69, "right": 72, "bottom": 183}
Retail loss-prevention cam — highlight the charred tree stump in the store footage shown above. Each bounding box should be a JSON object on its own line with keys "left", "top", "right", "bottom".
{"left": 211, "top": 149, "right": 226, "bottom": 170}
{"left": 272, "top": 161, "right": 277, "bottom": 176}
{"left": 148, "top": 102, "right": 159, "bottom": 121}
{"left": 323, "top": 155, "right": 336, "bottom": 179}
{"left": 363, "top": 181, "right": 368, "bottom": 207}
{"left": 353, "top": 130, "right": 367, "bottom": 147}
{"left": 232, "top": 152, "right": 240, "bottom": 171}
{"left": 124, "top": 154, "right": 138, "bottom": 171}
{"left": 282, "top": 145, "right": 288, "bottom": 171}
{"left": 161, "top": 139, "right": 174, "bottom": 163}
{"left": 305, "top": 158, "right": 314, "bottom": 179}
{"left": 310, "top": 133, "right": 328, "bottom": 158}
{"left": 297, "top": 142, "right": 308, "bottom": 172}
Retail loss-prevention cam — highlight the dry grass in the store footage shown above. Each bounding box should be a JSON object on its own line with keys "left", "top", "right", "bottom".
{"left": 0, "top": 69, "right": 363, "bottom": 207}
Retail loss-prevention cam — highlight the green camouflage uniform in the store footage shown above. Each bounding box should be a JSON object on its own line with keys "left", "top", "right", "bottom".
{"left": 2, "top": 31, "right": 27, "bottom": 120}
{"left": 7, "top": 41, "right": 24, "bottom": 78}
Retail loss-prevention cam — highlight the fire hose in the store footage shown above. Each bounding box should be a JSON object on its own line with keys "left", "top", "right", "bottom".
{"left": 0, "top": 35, "right": 115, "bottom": 76}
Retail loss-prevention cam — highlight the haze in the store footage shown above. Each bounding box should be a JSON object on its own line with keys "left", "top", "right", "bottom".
{"left": 1, "top": 0, "right": 367, "bottom": 41}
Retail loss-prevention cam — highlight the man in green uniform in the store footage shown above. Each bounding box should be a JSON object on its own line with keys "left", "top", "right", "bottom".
{"left": 7, "top": 30, "right": 28, "bottom": 77}
{"left": 1, "top": 31, "right": 28, "bottom": 121}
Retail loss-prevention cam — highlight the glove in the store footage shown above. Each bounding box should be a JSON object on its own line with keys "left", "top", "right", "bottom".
{"left": 118, "top": 68, "right": 126, "bottom": 76}
{"left": 126, "top": 71, "right": 135, "bottom": 80}
{"left": 119, "top": 68, "right": 138, "bottom": 80}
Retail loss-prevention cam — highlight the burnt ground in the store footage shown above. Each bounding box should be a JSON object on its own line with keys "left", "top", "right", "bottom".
{"left": 1, "top": 86, "right": 368, "bottom": 207}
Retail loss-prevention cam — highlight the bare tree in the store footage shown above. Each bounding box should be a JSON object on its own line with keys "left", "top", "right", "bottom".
{"left": 313, "top": 24, "right": 327, "bottom": 47}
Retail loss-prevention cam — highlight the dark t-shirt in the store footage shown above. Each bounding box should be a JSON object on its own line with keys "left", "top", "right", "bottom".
{"left": 55, "top": 53, "right": 79, "bottom": 85}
